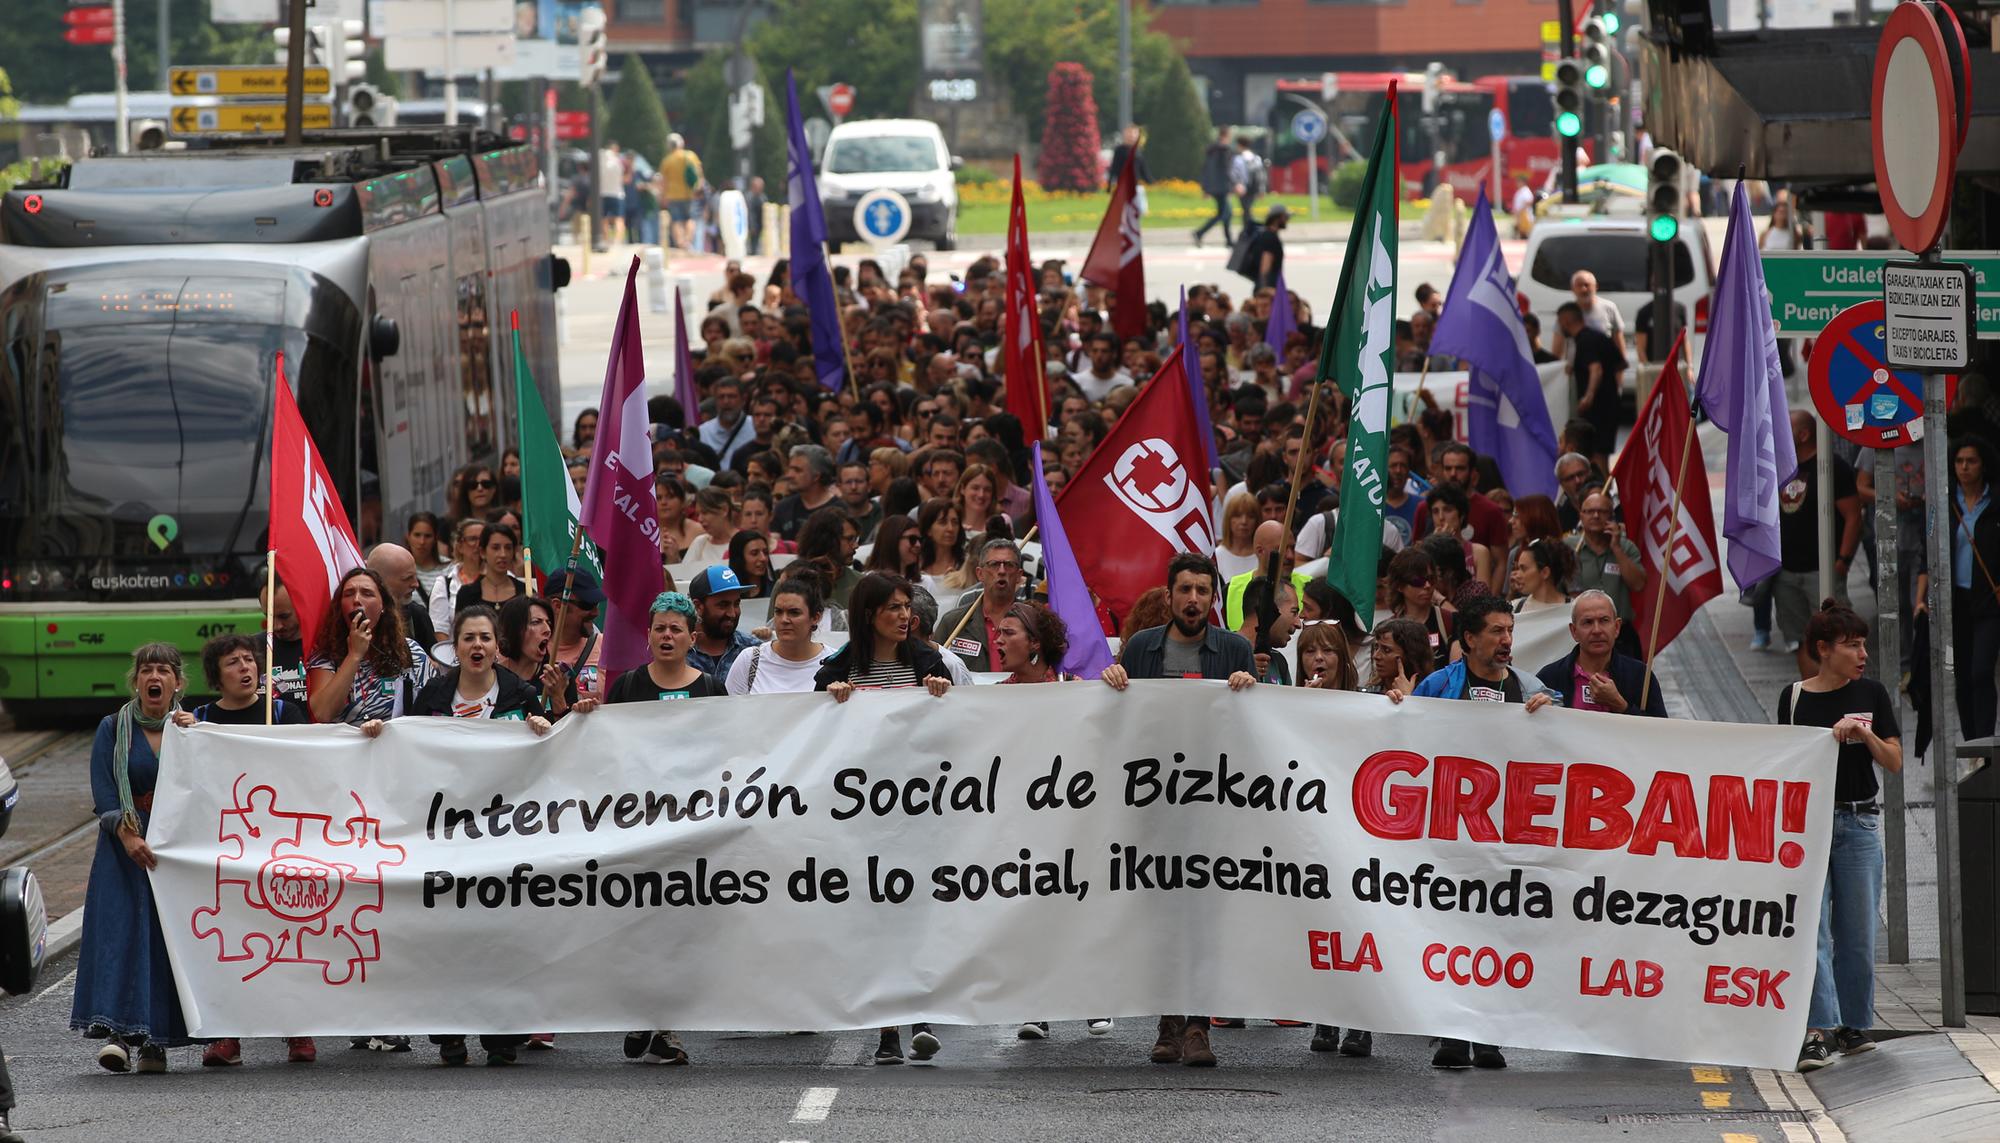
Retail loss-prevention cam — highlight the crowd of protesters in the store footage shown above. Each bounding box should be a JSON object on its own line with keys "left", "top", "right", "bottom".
{"left": 67, "top": 231, "right": 1908, "bottom": 1087}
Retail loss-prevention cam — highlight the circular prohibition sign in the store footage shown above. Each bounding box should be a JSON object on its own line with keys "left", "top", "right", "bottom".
{"left": 1807, "top": 300, "right": 1957, "bottom": 449}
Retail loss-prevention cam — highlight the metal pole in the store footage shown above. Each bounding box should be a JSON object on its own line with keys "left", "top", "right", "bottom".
{"left": 1876, "top": 447, "right": 1908, "bottom": 963}
{"left": 443, "top": 0, "right": 458, "bottom": 126}
{"left": 281, "top": 0, "right": 305, "bottom": 146}
{"left": 156, "top": 0, "right": 169, "bottom": 92}
{"left": 1557, "top": 0, "right": 1578, "bottom": 203}
{"left": 1921, "top": 250, "right": 1966, "bottom": 1027}
{"left": 112, "top": 0, "right": 129, "bottom": 153}
{"left": 1307, "top": 138, "right": 1319, "bottom": 221}
{"left": 1117, "top": 0, "right": 1132, "bottom": 130}
{"left": 588, "top": 83, "right": 604, "bottom": 250}
{"left": 543, "top": 81, "right": 558, "bottom": 210}
{"left": 1817, "top": 420, "right": 1835, "bottom": 606}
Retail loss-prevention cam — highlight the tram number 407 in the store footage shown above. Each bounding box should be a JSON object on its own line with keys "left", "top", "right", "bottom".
{"left": 195, "top": 622, "right": 239, "bottom": 637}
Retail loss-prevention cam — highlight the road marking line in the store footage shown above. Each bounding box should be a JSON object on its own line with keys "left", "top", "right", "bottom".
{"left": 1703, "top": 1090, "right": 1733, "bottom": 1110}
{"left": 1724, "top": 1134, "right": 1761, "bottom": 1143}
{"left": 1693, "top": 1065, "right": 1729, "bottom": 1084}
{"left": 792, "top": 1086, "right": 838, "bottom": 1123}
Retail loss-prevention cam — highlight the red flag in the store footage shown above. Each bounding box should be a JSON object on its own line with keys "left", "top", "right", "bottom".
{"left": 1611, "top": 337, "right": 1724, "bottom": 656}
{"left": 1081, "top": 157, "right": 1145, "bottom": 341}
{"left": 269, "top": 351, "right": 364, "bottom": 658}
{"left": 1055, "top": 352, "right": 1214, "bottom": 622}
{"left": 1003, "top": 155, "right": 1048, "bottom": 434}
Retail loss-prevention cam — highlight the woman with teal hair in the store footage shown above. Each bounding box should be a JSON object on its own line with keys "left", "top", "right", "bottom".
{"left": 605, "top": 592, "right": 726, "bottom": 704}
{"left": 71, "top": 642, "right": 192, "bottom": 1073}
{"left": 603, "top": 591, "right": 721, "bottom": 1065}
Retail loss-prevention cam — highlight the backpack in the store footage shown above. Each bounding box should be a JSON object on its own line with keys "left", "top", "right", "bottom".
{"left": 1226, "top": 224, "right": 1263, "bottom": 281}
{"left": 1248, "top": 154, "right": 1270, "bottom": 197}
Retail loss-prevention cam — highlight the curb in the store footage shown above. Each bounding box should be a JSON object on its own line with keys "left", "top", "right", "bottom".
{"left": 42, "top": 905, "right": 82, "bottom": 968}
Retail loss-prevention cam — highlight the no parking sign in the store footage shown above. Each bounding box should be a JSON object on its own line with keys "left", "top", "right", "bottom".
{"left": 1808, "top": 300, "right": 1956, "bottom": 448}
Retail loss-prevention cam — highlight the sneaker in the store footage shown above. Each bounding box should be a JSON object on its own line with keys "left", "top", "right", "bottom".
{"left": 1471, "top": 1043, "right": 1506, "bottom": 1069}
{"left": 1432, "top": 1039, "right": 1473, "bottom": 1069}
{"left": 1181, "top": 1022, "right": 1217, "bottom": 1068}
{"left": 349, "top": 1037, "right": 373, "bottom": 1051}
{"left": 96, "top": 1040, "right": 131, "bottom": 1073}
{"left": 1151, "top": 1017, "right": 1184, "bottom": 1064}
{"left": 287, "top": 1037, "right": 317, "bottom": 1064}
{"left": 0, "top": 1106, "right": 24, "bottom": 1143}
{"left": 202, "top": 1038, "right": 243, "bottom": 1067}
{"left": 1309, "top": 1024, "right": 1340, "bottom": 1052}
{"left": 367, "top": 1035, "right": 411, "bottom": 1053}
{"left": 641, "top": 1031, "right": 689, "bottom": 1065}
{"left": 438, "top": 1037, "right": 469, "bottom": 1067}
{"left": 136, "top": 1044, "right": 168, "bottom": 1074}
{"left": 1086, "top": 1018, "right": 1114, "bottom": 1036}
{"left": 1192, "top": 231, "right": 1204, "bottom": 249}
{"left": 1798, "top": 1031, "right": 1834, "bottom": 1071}
{"left": 624, "top": 1031, "right": 651, "bottom": 1060}
{"left": 1340, "top": 1029, "right": 1373, "bottom": 1058}
{"left": 1750, "top": 631, "right": 1771, "bottom": 651}
{"left": 1209, "top": 1017, "right": 1245, "bottom": 1028}
{"left": 1833, "top": 1026, "right": 1876, "bottom": 1056}
{"left": 1782, "top": 640, "right": 1800, "bottom": 654}
{"left": 1017, "top": 1022, "right": 1048, "bottom": 1040}
{"left": 909, "top": 1024, "right": 940, "bottom": 1061}
{"left": 874, "top": 1030, "right": 904, "bottom": 1065}
{"left": 527, "top": 1033, "right": 557, "bottom": 1050}
{"left": 486, "top": 1042, "right": 518, "bottom": 1067}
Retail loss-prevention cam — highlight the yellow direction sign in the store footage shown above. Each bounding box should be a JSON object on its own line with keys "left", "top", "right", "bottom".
{"left": 170, "top": 103, "right": 333, "bottom": 134}
{"left": 169, "top": 66, "right": 330, "bottom": 97}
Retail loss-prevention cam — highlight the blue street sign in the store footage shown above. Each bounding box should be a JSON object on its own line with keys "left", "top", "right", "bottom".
{"left": 1291, "top": 108, "right": 1327, "bottom": 145}
{"left": 853, "top": 188, "right": 912, "bottom": 248}
{"left": 1488, "top": 108, "right": 1506, "bottom": 143}
{"left": 1807, "top": 300, "right": 1956, "bottom": 448}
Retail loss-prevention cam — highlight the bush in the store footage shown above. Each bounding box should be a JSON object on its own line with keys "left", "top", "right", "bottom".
{"left": 956, "top": 164, "right": 999, "bottom": 187}
{"left": 1330, "top": 159, "right": 1368, "bottom": 210}
{"left": 605, "top": 55, "right": 672, "bottom": 164}
{"left": 1036, "top": 62, "right": 1100, "bottom": 193}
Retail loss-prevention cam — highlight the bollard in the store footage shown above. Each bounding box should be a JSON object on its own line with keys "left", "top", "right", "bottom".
{"left": 761, "top": 202, "right": 780, "bottom": 256}
{"left": 643, "top": 247, "right": 668, "bottom": 314}
{"left": 671, "top": 275, "right": 695, "bottom": 320}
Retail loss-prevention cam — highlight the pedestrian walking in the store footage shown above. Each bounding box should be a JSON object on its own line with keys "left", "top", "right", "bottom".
{"left": 1193, "top": 126, "right": 1235, "bottom": 248}
{"left": 1779, "top": 601, "right": 1900, "bottom": 1070}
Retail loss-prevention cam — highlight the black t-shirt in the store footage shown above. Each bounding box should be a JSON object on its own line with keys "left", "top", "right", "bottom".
{"left": 1459, "top": 666, "right": 1524, "bottom": 704}
{"left": 457, "top": 577, "right": 526, "bottom": 613}
{"left": 1777, "top": 677, "right": 1900, "bottom": 802}
{"left": 265, "top": 634, "right": 309, "bottom": 706}
{"left": 1571, "top": 327, "right": 1627, "bottom": 407}
{"left": 1633, "top": 300, "right": 1690, "bottom": 363}
{"left": 605, "top": 666, "right": 727, "bottom": 704}
{"left": 1777, "top": 453, "right": 1858, "bottom": 573}
{"left": 193, "top": 699, "right": 308, "bottom": 725}
{"left": 1247, "top": 229, "right": 1284, "bottom": 286}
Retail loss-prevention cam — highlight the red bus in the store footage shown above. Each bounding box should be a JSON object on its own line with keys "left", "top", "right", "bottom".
{"left": 1266, "top": 73, "right": 1575, "bottom": 201}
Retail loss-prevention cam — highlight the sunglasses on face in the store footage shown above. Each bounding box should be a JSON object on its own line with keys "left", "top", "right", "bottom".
{"left": 472, "top": 478, "right": 496, "bottom": 489}
{"left": 1401, "top": 577, "right": 1430, "bottom": 589}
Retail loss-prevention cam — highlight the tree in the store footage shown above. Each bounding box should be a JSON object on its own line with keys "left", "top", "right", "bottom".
{"left": 680, "top": 51, "right": 786, "bottom": 193}
{"left": 365, "top": 48, "right": 403, "bottom": 100}
{"left": 1037, "top": 62, "right": 1099, "bottom": 193}
{"left": 746, "top": 0, "right": 919, "bottom": 121}
{"left": 985, "top": 0, "right": 1201, "bottom": 148}
{"left": 1132, "top": 46, "right": 1211, "bottom": 181}
{"left": 1, "top": 0, "right": 269, "bottom": 104}
{"left": 605, "top": 55, "right": 672, "bottom": 163}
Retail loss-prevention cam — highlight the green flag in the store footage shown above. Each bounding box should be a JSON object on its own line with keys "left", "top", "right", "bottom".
{"left": 1316, "top": 90, "right": 1400, "bottom": 630}
{"left": 513, "top": 321, "right": 602, "bottom": 580}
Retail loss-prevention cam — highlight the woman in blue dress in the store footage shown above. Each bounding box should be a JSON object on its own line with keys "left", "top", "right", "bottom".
{"left": 71, "top": 642, "right": 191, "bottom": 1073}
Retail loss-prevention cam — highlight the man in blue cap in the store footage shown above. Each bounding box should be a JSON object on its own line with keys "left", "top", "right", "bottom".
{"left": 687, "top": 565, "right": 757, "bottom": 684}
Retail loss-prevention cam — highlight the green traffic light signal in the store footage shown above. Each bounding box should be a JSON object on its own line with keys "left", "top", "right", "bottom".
{"left": 1601, "top": 12, "right": 1620, "bottom": 33}
{"left": 1649, "top": 214, "right": 1680, "bottom": 243}
{"left": 1585, "top": 63, "right": 1610, "bottom": 89}
{"left": 1556, "top": 111, "right": 1582, "bottom": 138}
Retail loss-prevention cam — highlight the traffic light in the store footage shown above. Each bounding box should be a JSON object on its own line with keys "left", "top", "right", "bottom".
{"left": 1553, "top": 58, "right": 1585, "bottom": 138}
{"left": 347, "top": 83, "right": 396, "bottom": 128}
{"left": 131, "top": 119, "right": 168, "bottom": 150}
{"left": 578, "top": 6, "right": 608, "bottom": 88}
{"left": 332, "top": 19, "right": 366, "bottom": 83}
{"left": 1582, "top": 22, "right": 1612, "bottom": 92}
{"left": 272, "top": 24, "right": 327, "bottom": 68}
{"left": 1648, "top": 149, "right": 1684, "bottom": 243}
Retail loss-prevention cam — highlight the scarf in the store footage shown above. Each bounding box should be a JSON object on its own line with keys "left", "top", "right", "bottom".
{"left": 113, "top": 697, "right": 173, "bottom": 833}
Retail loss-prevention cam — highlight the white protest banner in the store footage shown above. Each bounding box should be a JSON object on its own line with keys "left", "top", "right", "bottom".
{"left": 1393, "top": 362, "right": 1571, "bottom": 437}
{"left": 149, "top": 684, "right": 1831, "bottom": 1070}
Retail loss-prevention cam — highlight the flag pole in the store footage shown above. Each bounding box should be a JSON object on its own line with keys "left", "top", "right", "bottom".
{"left": 264, "top": 551, "right": 276, "bottom": 726}
{"left": 826, "top": 240, "right": 859, "bottom": 393}
{"left": 550, "top": 526, "right": 588, "bottom": 682}
{"left": 1637, "top": 334, "right": 1695, "bottom": 711}
{"left": 944, "top": 525, "right": 1037, "bottom": 644}
{"left": 1277, "top": 377, "right": 1326, "bottom": 580}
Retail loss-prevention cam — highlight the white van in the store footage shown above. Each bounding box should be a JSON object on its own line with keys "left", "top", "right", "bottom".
{"left": 1517, "top": 217, "right": 1716, "bottom": 364}
{"left": 817, "top": 118, "right": 960, "bottom": 251}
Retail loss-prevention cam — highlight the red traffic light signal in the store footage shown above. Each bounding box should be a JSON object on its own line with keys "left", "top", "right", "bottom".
{"left": 62, "top": 5, "right": 114, "bottom": 24}
{"left": 63, "top": 24, "right": 116, "bottom": 45}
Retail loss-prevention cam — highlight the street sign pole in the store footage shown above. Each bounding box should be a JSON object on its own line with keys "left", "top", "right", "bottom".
{"left": 1307, "top": 137, "right": 1318, "bottom": 221}
{"left": 112, "top": 0, "right": 128, "bottom": 153}
{"left": 282, "top": 0, "right": 306, "bottom": 145}
{"left": 1877, "top": 444, "right": 1908, "bottom": 964}
{"left": 1556, "top": 0, "right": 1577, "bottom": 203}
{"left": 1922, "top": 252, "right": 1967, "bottom": 1027}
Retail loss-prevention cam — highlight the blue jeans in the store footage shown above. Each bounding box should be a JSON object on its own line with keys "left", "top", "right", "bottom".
{"left": 1808, "top": 809, "right": 1883, "bottom": 1030}
{"left": 1194, "top": 193, "right": 1232, "bottom": 243}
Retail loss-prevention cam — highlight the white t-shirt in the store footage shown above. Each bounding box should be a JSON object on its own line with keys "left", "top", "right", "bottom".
{"left": 1294, "top": 509, "right": 1406, "bottom": 561}
{"left": 1215, "top": 547, "right": 1260, "bottom": 581}
{"left": 450, "top": 680, "right": 499, "bottom": 720}
{"left": 725, "top": 641, "right": 832, "bottom": 694}
{"left": 684, "top": 533, "right": 732, "bottom": 566}
{"left": 1071, "top": 368, "right": 1133, "bottom": 404}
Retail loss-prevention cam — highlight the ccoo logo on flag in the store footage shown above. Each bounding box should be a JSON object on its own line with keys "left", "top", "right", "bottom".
{"left": 1103, "top": 437, "right": 1214, "bottom": 554}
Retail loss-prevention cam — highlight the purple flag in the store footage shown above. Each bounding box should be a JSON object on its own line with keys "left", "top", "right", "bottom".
{"left": 1031, "top": 441, "right": 1114, "bottom": 679}
{"left": 1179, "top": 286, "right": 1220, "bottom": 473}
{"left": 1263, "top": 271, "right": 1297, "bottom": 357}
{"left": 1695, "top": 182, "right": 1798, "bottom": 590}
{"left": 578, "top": 258, "right": 660, "bottom": 672}
{"left": 673, "top": 288, "right": 701, "bottom": 428}
{"left": 786, "top": 69, "right": 846, "bottom": 391}
{"left": 1428, "top": 187, "right": 1559, "bottom": 499}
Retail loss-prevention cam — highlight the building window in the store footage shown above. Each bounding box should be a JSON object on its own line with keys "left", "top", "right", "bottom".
{"left": 616, "top": 0, "right": 666, "bottom": 20}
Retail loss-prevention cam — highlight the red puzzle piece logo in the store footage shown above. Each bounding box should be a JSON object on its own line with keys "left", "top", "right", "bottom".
{"left": 193, "top": 775, "right": 405, "bottom": 985}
